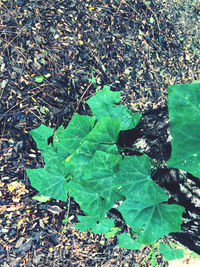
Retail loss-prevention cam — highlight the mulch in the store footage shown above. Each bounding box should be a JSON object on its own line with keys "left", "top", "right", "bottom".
{"left": 0, "top": 0, "right": 200, "bottom": 266}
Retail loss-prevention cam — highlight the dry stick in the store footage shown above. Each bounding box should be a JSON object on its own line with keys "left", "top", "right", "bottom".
{"left": 73, "top": 74, "right": 99, "bottom": 115}
{"left": 0, "top": 122, "right": 6, "bottom": 151}
{"left": 0, "top": 86, "right": 44, "bottom": 121}
{"left": 31, "top": 34, "right": 57, "bottom": 77}
{"left": 0, "top": 37, "right": 65, "bottom": 92}
{"left": 0, "top": 29, "right": 101, "bottom": 121}
{"left": 114, "top": 0, "right": 125, "bottom": 16}
{"left": 2, "top": 30, "right": 24, "bottom": 54}
{"left": 0, "top": 36, "right": 68, "bottom": 118}
{"left": 141, "top": 0, "right": 161, "bottom": 32}
{"left": 27, "top": 108, "right": 46, "bottom": 124}
{"left": 0, "top": 1, "right": 20, "bottom": 28}
{"left": 125, "top": 2, "right": 140, "bottom": 17}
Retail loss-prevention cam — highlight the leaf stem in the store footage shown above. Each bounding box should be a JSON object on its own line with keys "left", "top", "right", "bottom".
{"left": 61, "top": 193, "right": 71, "bottom": 234}
{"left": 100, "top": 142, "right": 116, "bottom": 145}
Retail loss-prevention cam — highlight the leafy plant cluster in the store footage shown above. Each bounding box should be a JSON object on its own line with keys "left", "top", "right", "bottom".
{"left": 26, "top": 81, "right": 200, "bottom": 261}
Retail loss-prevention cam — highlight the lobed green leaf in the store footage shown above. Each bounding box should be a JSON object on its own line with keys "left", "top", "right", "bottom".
{"left": 159, "top": 243, "right": 184, "bottom": 261}
{"left": 167, "top": 83, "right": 200, "bottom": 178}
{"left": 112, "top": 155, "right": 168, "bottom": 204}
{"left": 86, "top": 86, "right": 141, "bottom": 130}
{"left": 66, "top": 181, "right": 109, "bottom": 219}
{"left": 54, "top": 113, "right": 96, "bottom": 156}
{"left": 90, "top": 103, "right": 141, "bottom": 130}
{"left": 118, "top": 200, "right": 184, "bottom": 244}
{"left": 75, "top": 216, "right": 115, "bottom": 234}
{"left": 117, "top": 233, "right": 141, "bottom": 250}
{"left": 81, "top": 150, "right": 122, "bottom": 202}
{"left": 26, "top": 166, "right": 68, "bottom": 201}
{"left": 86, "top": 86, "right": 121, "bottom": 113}
{"left": 85, "top": 117, "right": 121, "bottom": 144}
{"left": 29, "top": 124, "right": 54, "bottom": 150}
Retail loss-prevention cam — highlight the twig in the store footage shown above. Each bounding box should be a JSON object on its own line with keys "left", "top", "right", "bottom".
{"left": 73, "top": 74, "right": 99, "bottom": 115}
{"left": 0, "top": 88, "right": 42, "bottom": 121}
{"left": 114, "top": 0, "right": 125, "bottom": 16}
{"left": 0, "top": 36, "right": 65, "bottom": 93}
{"left": 28, "top": 108, "right": 46, "bottom": 124}
{"left": 0, "top": 1, "right": 20, "bottom": 28}
{"left": 61, "top": 194, "right": 71, "bottom": 234}
{"left": 141, "top": 0, "right": 161, "bottom": 32}
{"left": 0, "top": 122, "right": 6, "bottom": 151}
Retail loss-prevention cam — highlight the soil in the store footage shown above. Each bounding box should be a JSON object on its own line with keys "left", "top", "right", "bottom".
{"left": 0, "top": 0, "right": 200, "bottom": 266}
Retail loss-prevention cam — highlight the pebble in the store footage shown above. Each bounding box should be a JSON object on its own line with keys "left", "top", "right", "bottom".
{"left": 33, "top": 58, "right": 41, "bottom": 69}
{"left": 1, "top": 63, "right": 5, "bottom": 72}
{"left": 54, "top": 34, "right": 60, "bottom": 39}
{"left": 29, "top": 154, "right": 36, "bottom": 158}
{"left": 1, "top": 80, "right": 8, "bottom": 89}
{"left": 0, "top": 56, "right": 3, "bottom": 64}
{"left": 10, "top": 72, "right": 17, "bottom": 79}
{"left": 2, "top": 228, "right": 9, "bottom": 233}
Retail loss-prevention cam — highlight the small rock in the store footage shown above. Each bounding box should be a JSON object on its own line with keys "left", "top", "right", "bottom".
{"left": 10, "top": 72, "right": 17, "bottom": 79}
{"left": 0, "top": 56, "right": 3, "bottom": 64}
{"left": 1, "top": 80, "right": 8, "bottom": 89}
{"left": 1, "top": 63, "right": 5, "bottom": 72}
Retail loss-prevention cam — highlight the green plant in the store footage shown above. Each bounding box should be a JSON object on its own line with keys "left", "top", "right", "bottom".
{"left": 167, "top": 82, "right": 200, "bottom": 178}
{"left": 140, "top": 238, "right": 184, "bottom": 266}
{"left": 141, "top": 242, "right": 160, "bottom": 267}
{"left": 61, "top": 194, "right": 71, "bottom": 234}
{"left": 35, "top": 75, "right": 44, "bottom": 83}
{"left": 26, "top": 83, "right": 186, "bottom": 257}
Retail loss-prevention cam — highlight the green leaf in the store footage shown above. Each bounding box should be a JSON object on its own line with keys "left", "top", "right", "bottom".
{"left": 27, "top": 125, "right": 69, "bottom": 201}
{"left": 91, "top": 218, "right": 115, "bottom": 234}
{"left": 159, "top": 243, "right": 184, "bottom": 261}
{"left": 66, "top": 181, "right": 106, "bottom": 218}
{"left": 40, "top": 146, "right": 58, "bottom": 166}
{"left": 88, "top": 76, "right": 96, "bottom": 84}
{"left": 85, "top": 117, "right": 121, "bottom": 144}
{"left": 112, "top": 155, "right": 168, "bottom": 204}
{"left": 30, "top": 124, "right": 54, "bottom": 150}
{"left": 64, "top": 117, "right": 121, "bottom": 179}
{"left": 118, "top": 200, "right": 184, "bottom": 244}
{"left": 90, "top": 103, "right": 141, "bottom": 130}
{"left": 63, "top": 141, "right": 102, "bottom": 178}
{"left": 67, "top": 178, "right": 121, "bottom": 220}
{"left": 145, "top": 1, "right": 151, "bottom": 6}
{"left": 64, "top": 141, "right": 119, "bottom": 179}
{"left": 75, "top": 216, "right": 115, "bottom": 235}
{"left": 26, "top": 166, "right": 68, "bottom": 201}
{"left": 105, "top": 227, "right": 120, "bottom": 238}
{"left": 75, "top": 216, "right": 98, "bottom": 232}
{"left": 54, "top": 114, "right": 96, "bottom": 155}
{"left": 30, "top": 125, "right": 58, "bottom": 166}
{"left": 117, "top": 233, "right": 141, "bottom": 250}
{"left": 35, "top": 75, "right": 44, "bottom": 83}
{"left": 40, "top": 106, "right": 46, "bottom": 114}
{"left": 32, "top": 194, "right": 51, "bottom": 202}
{"left": 86, "top": 86, "right": 121, "bottom": 114}
{"left": 167, "top": 83, "right": 200, "bottom": 178}
{"left": 81, "top": 150, "right": 122, "bottom": 202}
{"left": 150, "top": 16, "right": 155, "bottom": 24}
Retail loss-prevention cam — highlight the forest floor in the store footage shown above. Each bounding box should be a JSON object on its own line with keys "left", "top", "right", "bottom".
{"left": 0, "top": 0, "right": 200, "bottom": 266}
